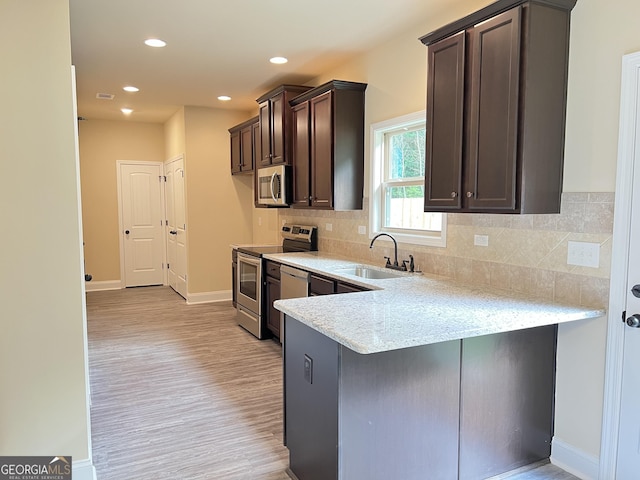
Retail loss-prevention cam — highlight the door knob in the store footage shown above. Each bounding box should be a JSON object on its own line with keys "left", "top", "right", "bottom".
{"left": 466, "top": 192, "right": 474, "bottom": 198}
{"left": 450, "top": 192, "right": 458, "bottom": 198}
{"left": 125, "top": 230, "right": 130, "bottom": 235}
{"left": 626, "top": 314, "right": 640, "bottom": 328}
{"left": 169, "top": 230, "right": 177, "bottom": 235}
{"left": 631, "top": 284, "right": 640, "bottom": 298}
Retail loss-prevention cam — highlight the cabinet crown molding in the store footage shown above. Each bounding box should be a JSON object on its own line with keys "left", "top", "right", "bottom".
{"left": 256, "top": 84, "right": 312, "bottom": 104}
{"left": 419, "top": 0, "right": 577, "bottom": 46}
{"left": 290, "top": 80, "right": 367, "bottom": 106}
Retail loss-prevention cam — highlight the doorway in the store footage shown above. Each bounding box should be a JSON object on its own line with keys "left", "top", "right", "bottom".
{"left": 599, "top": 50, "right": 640, "bottom": 479}
{"left": 165, "top": 155, "right": 187, "bottom": 299}
{"left": 117, "top": 161, "right": 165, "bottom": 287}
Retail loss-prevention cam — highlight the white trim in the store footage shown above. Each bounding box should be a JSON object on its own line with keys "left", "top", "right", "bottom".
{"left": 84, "top": 280, "right": 122, "bottom": 292}
{"left": 599, "top": 50, "right": 640, "bottom": 480}
{"left": 72, "top": 459, "right": 97, "bottom": 480}
{"left": 116, "top": 160, "right": 167, "bottom": 289}
{"left": 186, "top": 290, "right": 232, "bottom": 305}
{"left": 551, "top": 437, "right": 599, "bottom": 480}
{"left": 368, "top": 110, "right": 446, "bottom": 248}
{"left": 71, "top": 66, "right": 95, "bottom": 473}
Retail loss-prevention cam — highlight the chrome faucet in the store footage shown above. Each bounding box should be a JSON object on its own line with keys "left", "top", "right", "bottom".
{"left": 369, "top": 233, "right": 414, "bottom": 272}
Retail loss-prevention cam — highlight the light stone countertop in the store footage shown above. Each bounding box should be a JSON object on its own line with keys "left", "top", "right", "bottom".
{"left": 266, "top": 251, "right": 606, "bottom": 355}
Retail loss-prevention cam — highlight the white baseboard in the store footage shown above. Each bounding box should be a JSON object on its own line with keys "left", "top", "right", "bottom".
{"left": 186, "top": 290, "right": 232, "bottom": 305}
{"left": 84, "top": 280, "right": 122, "bottom": 292}
{"left": 73, "top": 459, "right": 97, "bottom": 480}
{"left": 551, "top": 437, "right": 599, "bottom": 480}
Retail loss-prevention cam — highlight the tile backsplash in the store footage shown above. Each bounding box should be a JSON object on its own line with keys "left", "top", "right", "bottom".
{"left": 279, "top": 192, "right": 614, "bottom": 309}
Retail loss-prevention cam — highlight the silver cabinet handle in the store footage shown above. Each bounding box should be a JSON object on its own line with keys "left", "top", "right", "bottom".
{"left": 466, "top": 192, "right": 474, "bottom": 198}
{"left": 450, "top": 192, "right": 458, "bottom": 198}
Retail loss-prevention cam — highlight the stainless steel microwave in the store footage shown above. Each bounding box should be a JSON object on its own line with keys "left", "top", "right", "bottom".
{"left": 257, "top": 165, "right": 288, "bottom": 206}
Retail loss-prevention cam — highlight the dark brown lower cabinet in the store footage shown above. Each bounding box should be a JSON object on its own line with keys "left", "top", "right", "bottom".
{"left": 284, "top": 317, "right": 557, "bottom": 480}
{"left": 264, "top": 260, "right": 281, "bottom": 338}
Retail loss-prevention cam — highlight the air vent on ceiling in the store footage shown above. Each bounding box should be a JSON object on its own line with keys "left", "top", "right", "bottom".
{"left": 96, "top": 92, "right": 115, "bottom": 100}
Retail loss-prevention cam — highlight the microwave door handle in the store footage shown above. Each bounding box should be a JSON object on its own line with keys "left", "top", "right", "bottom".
{"left": 270, "top": 172, "right": 278, "bottom": 203}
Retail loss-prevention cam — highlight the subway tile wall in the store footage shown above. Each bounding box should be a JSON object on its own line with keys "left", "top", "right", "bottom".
{"left": 279, "top": 192, "right": 614, "bottom": 309}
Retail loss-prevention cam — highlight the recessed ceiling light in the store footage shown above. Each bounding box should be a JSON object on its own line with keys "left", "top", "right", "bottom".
{"left": 123, "top": 86, "right": 139, "bottom": 93}
{"left": 144, "top": 38, "right": 166, "bottom": 48}
{"left": 121, "top": 108, "right": 133, "bottom": 115}
{"left": 217, "top": 95, "right": 232, "bottom": 101}
{"left": 270, "top": 56, "right": 288, "bottom": 65}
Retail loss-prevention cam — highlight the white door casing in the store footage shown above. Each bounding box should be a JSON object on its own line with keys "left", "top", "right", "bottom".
{"left": 165, "top": 156, "right": 187, "bottom": 299}
{"left": 600, "top": 51, "right": 640, "bottom": 479}
{"left": 117, "top": 161, "right": 165, "bottom": 287}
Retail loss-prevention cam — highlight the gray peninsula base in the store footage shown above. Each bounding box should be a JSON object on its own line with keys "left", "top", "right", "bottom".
{"left": 284, "top": 315, "right": 557, "bottom": 480}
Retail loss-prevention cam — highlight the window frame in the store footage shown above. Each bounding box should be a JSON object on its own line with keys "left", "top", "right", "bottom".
{"left": 369, "top": 110, "right": 446, "bottom": 247}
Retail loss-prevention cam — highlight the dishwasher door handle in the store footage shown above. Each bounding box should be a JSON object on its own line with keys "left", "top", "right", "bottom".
{"left": 280, "top": 265, "right": 310, "bottom": 281}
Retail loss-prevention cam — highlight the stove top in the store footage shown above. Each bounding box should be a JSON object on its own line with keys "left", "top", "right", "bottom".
{"left": 235, "top": 223, "right": 318, "bottom": 258}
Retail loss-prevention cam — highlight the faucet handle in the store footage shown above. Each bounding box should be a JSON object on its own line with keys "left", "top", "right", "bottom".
{"left": 402, "top": 255, "right": 415, "bottom": 272}
{"left": 384, "top": 256, "right": 391, "bottom": 266}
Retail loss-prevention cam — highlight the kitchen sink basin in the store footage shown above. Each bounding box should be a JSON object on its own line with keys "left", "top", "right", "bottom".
{"left": 334, "top": 266, "right": 403, "bottom": 280}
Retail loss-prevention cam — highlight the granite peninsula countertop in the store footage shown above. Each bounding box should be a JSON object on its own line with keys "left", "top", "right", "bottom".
{"left": 266, "top": 251, "right": 606, "bottom": 354}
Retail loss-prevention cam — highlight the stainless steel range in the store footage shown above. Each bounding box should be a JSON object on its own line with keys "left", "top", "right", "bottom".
{"left": 236, "top": 224, "right": 317, "bottom": 339}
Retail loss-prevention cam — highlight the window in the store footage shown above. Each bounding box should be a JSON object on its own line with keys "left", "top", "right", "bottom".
{"left": 369, "top": 111, "right": 446, "bottom": 247}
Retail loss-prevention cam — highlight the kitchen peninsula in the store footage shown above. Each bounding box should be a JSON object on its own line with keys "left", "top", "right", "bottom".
{"left": 269, "top": 252, "right": 604, "bottom": 480}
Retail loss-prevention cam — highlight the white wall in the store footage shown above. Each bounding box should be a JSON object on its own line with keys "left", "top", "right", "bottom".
{"left": 0, "top": 0, "right": 92, "bottom": 468}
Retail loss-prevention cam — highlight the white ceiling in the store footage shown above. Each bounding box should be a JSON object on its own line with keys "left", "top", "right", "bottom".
{"left": 69, "top": 0, "right": 457, "bottom": 123}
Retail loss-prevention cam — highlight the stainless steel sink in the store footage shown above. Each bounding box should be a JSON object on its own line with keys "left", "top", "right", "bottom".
{"left": 334, "top": 266, "right": 403, "bottom": 279}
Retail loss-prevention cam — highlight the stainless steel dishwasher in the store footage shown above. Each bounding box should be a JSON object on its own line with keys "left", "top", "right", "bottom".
{"left": 279, "top": 265, "right": 310, "bottom": 343}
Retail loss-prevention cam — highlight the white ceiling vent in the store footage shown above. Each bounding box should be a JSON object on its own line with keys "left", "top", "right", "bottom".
{"left": 96, "top": 92, "right": 115, "bottom": 100}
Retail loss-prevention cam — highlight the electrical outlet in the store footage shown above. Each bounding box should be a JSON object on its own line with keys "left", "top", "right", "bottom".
{"left": 304, "top": 355, "right": 313, "bottom": 384}
{"left": 358, "top": 225, "right": 367, "bottom": 235}
{"left": 474, "top": 234, "right": 489, "bottom": 247}
{"left": 325, "top": 223, "right": 333, "bottom": 231}
{"left": 567, "top": 241, "right": 600, "bottom": 268}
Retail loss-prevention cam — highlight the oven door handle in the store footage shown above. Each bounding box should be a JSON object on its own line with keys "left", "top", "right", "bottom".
{"left": 270, "top": 172, "right": 278, "bottom": 203}
{"left": 237, "top": 253, "right": 261, "bottom": 267}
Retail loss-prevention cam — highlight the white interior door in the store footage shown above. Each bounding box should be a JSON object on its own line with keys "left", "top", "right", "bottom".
{"left": 119, "top": 162, "right": 164, "bottom": 287}
{"left": 616, "top": 59, "right": 640, "bottom": 479}
{"left": 165, "top": 156, "right": 187, "bottom": 299}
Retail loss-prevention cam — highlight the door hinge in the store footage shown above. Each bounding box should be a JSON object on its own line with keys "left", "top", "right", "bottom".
{"left": 622, "top": 310, "right": 627, "bottom": 323}
{"left": 181, "top": 170, "right": 184, "bottom": 178}
{"left": 165, "top": 220, "right": 168, "bottom": 226}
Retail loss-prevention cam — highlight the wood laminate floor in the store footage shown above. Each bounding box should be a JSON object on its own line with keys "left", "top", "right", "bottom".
{"left": 87, "top": 286, "right": 579, "bottom": 480}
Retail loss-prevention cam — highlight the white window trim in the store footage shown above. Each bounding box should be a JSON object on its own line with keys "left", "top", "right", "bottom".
{"left": 369, "top": 110, "right": 447, "bottom": 247}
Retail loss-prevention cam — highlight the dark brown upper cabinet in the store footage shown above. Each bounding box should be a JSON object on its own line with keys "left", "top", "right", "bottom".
{"left": 229, "top": 116, "right": 259, "bottom": 175}
{"left": 289, "top": 80, "right": 367, "bottom": 211}
{"left": 420, "top": 0, "right": 577, "bottom": 214}
{"left": 257, "top": 85, "right": 312, "bottom": 167}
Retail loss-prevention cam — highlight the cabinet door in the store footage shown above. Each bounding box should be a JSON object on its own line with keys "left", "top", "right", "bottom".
{"left": 336, "top": 282, "right": 368, "bottom": 294}
{"left": 230, "top": 130, "right": 242, "bottom": 174}
{"left": 424, "top": 31, "right": 465, "bottom": 210}
{"left": 265, "top": 275, "right": 281, "bottom": 338}
{"left": 310, "top": 91, "right": 333, "bottom": 209}
{"left": 252, "top": 120, "right": 261, "bottom": 171}
{"left": 240, "top": 125, "right": 253, "bottom": 172}
{"left": 259, "top": 100, "right": 272, "bottom": 166}
{"left": 466, "top": 7, "right": 521, "bottom": 211}
{"left": 292, "top": 102, "right": 311, "bottom": 207}
{"left": 271, "top": 92, "right": 286, "bottom": 164}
